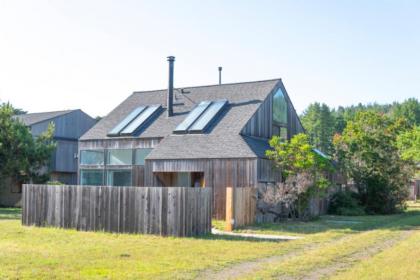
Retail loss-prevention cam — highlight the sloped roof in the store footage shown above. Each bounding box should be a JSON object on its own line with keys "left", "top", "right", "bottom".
{"left": 81, "top": 79, "right": 282, "bottom": 159}
{"left": 14, "top": 110, "right": 74, "bottom": 126}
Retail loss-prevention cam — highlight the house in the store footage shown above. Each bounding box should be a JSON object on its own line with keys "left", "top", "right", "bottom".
{"left": 0, "top": 109, "right": 96, "bottom": 207}
{"left": 78, "top": 57, "right": 304, "bottom": 219}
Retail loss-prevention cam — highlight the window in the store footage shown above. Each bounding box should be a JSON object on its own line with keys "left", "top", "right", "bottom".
{"left": 120, "top": 105, "right": 162, "bottom": 136}
{"left": 80, "top": 170, "right": 104, "bottom": 186}
{"left": 272, "top": 125, "right": 288, "bottom": 141}
{"left": 174, "top": 101, "right": 211, "bottom": 133}
{"left": 280, "top": 127, "right": 288, "bottom": 141}
{"left": 134, "top": 148, "right": 152, "bottom": 165}
{"left": 273, "top": 88, "right": 288, "bottom": 125}
{"left": 189, "top": 100, "right": 228, "bottom": 132}
{"left": 176, "top": 172, "right": 191, "bottom": 187}
{"left": 272, "top": 125, "right": 280, "bottom": 137}
{"left": 80, "top": 150, "right": 104, "bottom": 165}
{"left": 108, "top": 106, "right": 146, "bottom": 136}
{"left": 173, "top": 100, "right": 228, "bottom": 134}
{"left": 107, "top": 149, "right": 133, "bottom": 165}
{"left": 106, "top": 170, "right": 132, "bottom": 186}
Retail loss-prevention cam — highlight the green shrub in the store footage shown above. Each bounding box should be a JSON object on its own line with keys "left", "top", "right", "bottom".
{"left": 46, "top": 181, "right": 65, "bottom": 186}
{"left": 328, "top": 190, "right": 366, "bottom": 216}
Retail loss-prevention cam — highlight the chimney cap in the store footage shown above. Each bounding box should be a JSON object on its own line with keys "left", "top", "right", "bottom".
{"left": 167, "top": 56, "right": 175, "bottom": 61}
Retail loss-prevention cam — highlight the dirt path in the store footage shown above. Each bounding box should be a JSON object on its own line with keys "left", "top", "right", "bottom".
{"left": 196, "top": 234, "right": 347, "bottom": 280}
{"left": 299, "top": 230, "right": 413, "bottom": 280}
{"left": 196, "top": 230, "right": 412, "bottom": 280}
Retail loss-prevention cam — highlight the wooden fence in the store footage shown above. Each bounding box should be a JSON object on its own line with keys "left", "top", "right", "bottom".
{"left": 22, "top": 184, "right": 212, "bottom": 237}
{"left": 225, "top": 187, "right": 256, "bottom": 231}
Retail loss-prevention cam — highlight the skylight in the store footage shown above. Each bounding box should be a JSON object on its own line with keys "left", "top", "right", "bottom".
{"left": 174, "top": 101, "right": 211, "bottom": 133}
{"left": 108, "top": 105, "right": 161, "bottom": 137}
{"left": 108, "top": 106, "right": 146, "bottom": 136}
{"left": 174, "top": 100, "right": 228, "bottom": 134}
{"left": 120, "top": 105, "right": 162, "bottom": 136}
{"left": 189, "top": 100, "right": 228, "bottom": 133}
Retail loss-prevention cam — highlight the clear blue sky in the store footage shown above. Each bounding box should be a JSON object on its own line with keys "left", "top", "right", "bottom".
{"left": 0, "top": 0, "right": 419, "bottom": 117}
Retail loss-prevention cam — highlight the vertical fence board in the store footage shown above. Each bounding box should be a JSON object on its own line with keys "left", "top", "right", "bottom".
{"left": 22, "top": 184, "right": 211, "bottom": 237}
{"left": 226, "top": 187, "right": 256, "bottom": 231}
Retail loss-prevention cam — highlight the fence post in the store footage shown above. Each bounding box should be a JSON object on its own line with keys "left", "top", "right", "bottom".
{"left": 225, "top": 186, "right": 234, "bottom": 231}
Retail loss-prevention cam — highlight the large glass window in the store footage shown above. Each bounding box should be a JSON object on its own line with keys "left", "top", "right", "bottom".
{"left": 273, "top": 125, "right": 288, "bottom": 141}
{"left": 107, "top": 149, "right": 132, "bottom": 165}
{"left": 106, "top": 170, "right": 132, "bottom": 186}
{"left": 273, "top": 88, "right": 288, "bottom": 124}
{"left": 80, "top": 150, "right": 105, "bottom": 165}
{"left": 280, "top": 127, "right": 288, "bottom": 141}
{"left": 134, "top": 148, "right": 152, "bottom": 165}
{"left": 80, "top": 170, "right": 104, "bottom": 186}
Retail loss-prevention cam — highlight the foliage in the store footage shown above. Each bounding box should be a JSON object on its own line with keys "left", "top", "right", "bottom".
{"left": 46, "top": 181, "right": 65, "bottom": 186}
{"left": 300, "top": 102, "right": 335, "bottom": 155}
{"left": 396, "top": 126, "right": 420, "bottom": 163}
{"left": 328, "top": 190, "right": 366, "bottom": 216}
{"left": 265, "top": 133, "right": 333, "bottom": 219}
{"left": 333, "top": 111, "right": 414, "bottom": 214}
{"left": 0, "top": 101, "right": 27, "bottom": 115}
{"left": 300, "top": 98, "right": 420, "bottom": 154}
{"left": 0, "top": 103, "right": 56, "bottom": 186}
{"left": 266, "top": 133, "right": 332, "bottom": 179}
{"left": 392, "top": 98, "right": 420, "bottom": 127}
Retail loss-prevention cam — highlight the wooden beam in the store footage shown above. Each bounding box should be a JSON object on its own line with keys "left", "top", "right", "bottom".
{"left": 225, "top": 186, "right": 234, "bottom": 231}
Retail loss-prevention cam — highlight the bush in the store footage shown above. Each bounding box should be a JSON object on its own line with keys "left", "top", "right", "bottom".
{"left": 46, "top": 181, "right": 65, "bottom": 186}
{"left": 328, "top": 190, "right": 366, "bottom": 216}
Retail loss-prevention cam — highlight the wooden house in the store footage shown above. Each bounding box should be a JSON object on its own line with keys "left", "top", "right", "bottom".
{"left": 78, "top": 57, "right": 304, "bottom": 219}
{"left": 0, "top": 110, "right": 96, "bottom": 207}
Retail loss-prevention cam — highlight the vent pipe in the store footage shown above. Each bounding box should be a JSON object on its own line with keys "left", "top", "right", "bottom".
{"left": 167, "top": 56, "right": 175, "bottom": 117}
{"left": 218, "top": 66, "right": 222, "bottom": 85}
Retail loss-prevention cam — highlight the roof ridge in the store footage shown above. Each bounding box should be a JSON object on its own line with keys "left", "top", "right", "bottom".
{"left": 22, "top": 109, "right": 76, "bottom": 116}
{"left": 132, "top": 78, "right": 282, "bottom": 95}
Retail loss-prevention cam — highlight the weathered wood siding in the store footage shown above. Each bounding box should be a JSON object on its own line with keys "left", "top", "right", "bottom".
{"left": 30, "top": 110, "right": 96, "bottom": 139}
{"left": 146, "top": 158, "right": 258, "bottom": 219}
{"left": 226, "top": 187, "right": 256, "bottom": 230}
{"left": 52, "top": 140, "right": 78, "bottom": 173}
{"left": 241, "top": 81, "right": 304, "bottom": 184}
{"left": 257, "top": 158, "right": 282, "bottom": 183}
{"left": 22, "top": 184, "right": 212, "bottom": 237}
{"left": 241, "top": 81, "right": 304, "bottom": 140}
{"left": 79, "top": 138, "right": 160, "bottom": 150}
{"left": 30, "top": 110, "right": 96, "bottom": 177}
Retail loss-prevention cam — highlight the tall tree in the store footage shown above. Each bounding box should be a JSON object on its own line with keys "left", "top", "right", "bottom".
{"left": 0, "top": 103, "right": 55, "bottom": 186}
{"left": 397, "top": 126, "right": 420, "bottom": 163}
{"left": 333, "top": 111, "right": 414, "bottom": 214}
{"left": 300, "top": 102, "right": 335, "bottom": 155}
{"left": 392, "top": 98, "right": 420, "bottom": 126}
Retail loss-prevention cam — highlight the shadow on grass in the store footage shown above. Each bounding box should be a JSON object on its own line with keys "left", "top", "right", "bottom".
{"left": 0, "top": 207, "right": 22, "bottom": 220}
{"left": 232, "top": 209, "right": 420, "bottom": 235}
{"left": 195, "top": 233, "right": 285, "bottom": 243}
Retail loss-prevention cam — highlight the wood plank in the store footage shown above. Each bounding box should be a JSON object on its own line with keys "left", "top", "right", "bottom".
{"left": 21, "top": 184, "right": 213, "bottom": 237}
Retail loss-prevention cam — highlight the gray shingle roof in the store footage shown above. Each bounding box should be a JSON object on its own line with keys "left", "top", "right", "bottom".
{"left": 14, "top": 110, "right": 74, "bottom": 126}
{"left": 81, "top": 79, "right": 281, "bottom": 159}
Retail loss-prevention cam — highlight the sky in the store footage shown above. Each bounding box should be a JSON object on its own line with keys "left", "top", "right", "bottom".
{"left": 0, "top": 0, "right": 419, "bottom": 117}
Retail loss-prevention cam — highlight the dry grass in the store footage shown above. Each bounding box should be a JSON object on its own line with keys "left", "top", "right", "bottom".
{"left": 0, "top": 202, "right": 419, "bottom": 279}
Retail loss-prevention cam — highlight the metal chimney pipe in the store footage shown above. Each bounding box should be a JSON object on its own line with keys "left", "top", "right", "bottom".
{"left": 218, "top": 66, "right": 222, "bottom": 85}
{"left": 167, "top": 56, "right": 175, "bottom": 117}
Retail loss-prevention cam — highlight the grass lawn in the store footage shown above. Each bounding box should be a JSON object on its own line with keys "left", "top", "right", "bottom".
{"left": 0, "top": 203, "right": 419, "bottom": 279}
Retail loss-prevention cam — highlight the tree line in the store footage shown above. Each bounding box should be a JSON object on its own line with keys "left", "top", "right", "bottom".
{"left": 300, "top": 98, "right": 419, "bottom": 155}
